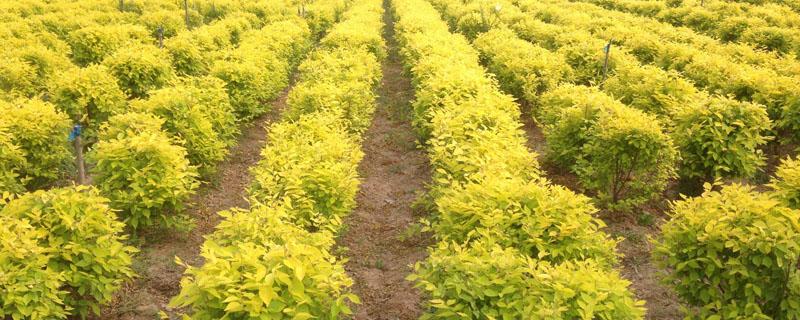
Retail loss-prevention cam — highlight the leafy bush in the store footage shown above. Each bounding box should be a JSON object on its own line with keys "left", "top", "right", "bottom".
{"left": 672, "top": 96, "right": 771, "bottom": 181}
{"left": 285, "top": 81, "right": 376, "bottom": 135}
{"left": 410, "top": 241, "right": 645, "bottom": 319}
{"left": 103, "top": 43, "right": 175, "bottom": 98}
{"left": 409, "top": 60, "right": 493, "bottom": 139}
{"left": 213, "top": 13, "right": 259, "bottom": 45}
{"left": 0, "top": 98, "right": 72, "bottom": 189}
{"left": 180, "top": 24, "right": 232, "bottom": 53}
{"left": 97, "top": 112, "right": 165, "bottom": 141}
{"left": 426, "top": 0, "right": 522, "bottom": 40}
{"left": 139, "top": 9, "right": 187, "bottom": 39}
{"left": 681, "top": 9, "right": 718, "bottom": 32}
{"left": 178, "top": 76, "right": 240, "bottom": 145}
{"left": 410, "top": 241, "right": 533, "bottom": 319}
{"left": 206, "top": 205, "right": 335, "bottom": 249}
{"left": 294, "top": 48, "right": 381, "bottom": 88}
{"left": 171, "top": 240, "right": 357, "bottom": 320}
{"left": 510, "top": 17, "right": 565, "bottom": 52}
{"left": 67, "top": 24, "right": 149, "bottom": 66}
{"left": 284, "top": 48, "right": 381, "bottom": 135}
{"left": 717, "top": 17, "right": 758, "bottom": 42}
{"left": 320, "top": 2, "right": 386, "bottom": 60}
{"left": 164, "top": 35, "right": 209, "bottom": 76}
{"left": 210, "top": 50, "right": 288, "bottom": 121}
{"left": 238, "top": 19, "right": 313, "bottom": 68}
{"left": 170, "top": 205, "right": 357, "bottom": 319}
{"left": 89, "top": 130, "right": 198, "bottom": 229}
{"left": 1, "top": 186, "right": 137, "bottom": 318}
{"left": 653, "top": 184, "right": 800, "bottom": 319}
{"left": 131, "top": 83, "right": 229, "bottom": 177}
{"left": 426, "top": 96, "right": 540, "bottom": 186}
{"left": 0, "top": 128, "right": 27, "bottom": 195}
{"left": 472, "top": 27, "right": 572, "bottom": 104}
{"left": 540, "top": 85, "right": 676, "bottom": 209}
{"left": 603, "top": 63, "right": 700, "bottom": 120}
{"left": 578, "top": 105, "right": 677, "bottom": 209}
{"left": 554, "top": 32, "right": 635, "bottom": 85}
{"left": 432, "top": 176, "right": 619, "bottom": 266}
{"left": 0, "top": 56, "right": 37, "bottom": 99}
{"left": 769, "top": 156, "right": 800, "bottom": 210}
{"left": 0, "top": 217, "right": 67, "bottom": 320}
{"left": 528, "top": 259, "right": 646, "bottom": 319}
{"left": 48, "top": 65, "right": 127, "bottom": 141}
{"left": 742, "top": 26, "right": 795, "bottom": 54}
{"left": 538, "top": 84, "right": 615, "bottom": 166}
{"left": 679, "top": 54, "right": 798, "bottom": 139}
{"left": 304, "top": 0, "right": 347, "bottom": 38}
{"left": 4, "top": 44, "right": 73, "bottom": 94}
{"left": 248, "top": 113, "right": 362, "bottom": 233}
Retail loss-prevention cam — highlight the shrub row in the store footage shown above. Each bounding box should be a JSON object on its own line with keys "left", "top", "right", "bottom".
{"left": 468, "top": 24, "right": 677, "bottom": 210}
{"left": 0, "top": 10, "right": 305, "bottom": 193}
{"left": 87, "top": 16, "right": 314, "bottom": 230}
{"left": 0, "top": 0, "right": 297, "bottom": 99}
{"left": 0, "top": 3, "right": 317, "bottom": 318}
{"left": 582, "top": 0, "right": 800, "bottom": 56}
{"left": 209, "top": 18, "right": 312, "bottom": 121}
{"left": 469, "top": 0, "right": 800, "bottom": 317}
{"left": 391, "top": 0, "right": 645, "bottom": 317}
{"left": 518, "top": 0, "right": 800, "bottom": 79}
{"left": 454, "top": 0, "right": 772, "bottom": 188}
{"left": 512, "top": 0, "right": 800, "bottom": 143}
{"left": 169, "top": 1, "right": 384, "bottom": 318}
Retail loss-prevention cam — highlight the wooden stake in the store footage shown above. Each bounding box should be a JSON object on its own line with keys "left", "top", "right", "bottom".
{"left": 71, "top": 125, "right": 86, "bottom": 185}
{"left": 158, "top": 25, "right": 164, "bottom": 48}
{"left": 184, "top": 0, "right": 191, "bottom": 29}
{"left": 602, "top": 40, "right": 612, "bottom": 84}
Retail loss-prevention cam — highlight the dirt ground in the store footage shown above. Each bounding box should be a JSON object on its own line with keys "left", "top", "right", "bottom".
{"left": 337, "top": 3, "right": 432, "bottom": 319}
{"left": 94, "top": 89, "right": 291, "bottom": 320}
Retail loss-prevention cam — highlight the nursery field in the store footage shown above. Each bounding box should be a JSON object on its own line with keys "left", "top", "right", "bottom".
{"left": 0, "top": 0, "right": 799, "bottom": 319}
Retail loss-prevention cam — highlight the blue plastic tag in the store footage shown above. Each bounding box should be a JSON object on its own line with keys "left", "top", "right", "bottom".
{"left": 68, "top": 125, "right": 82, "bottom": 142}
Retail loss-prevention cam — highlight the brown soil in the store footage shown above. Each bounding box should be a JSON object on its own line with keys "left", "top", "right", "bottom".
{"left": 604, "top": 215, "right": 683, "bottom": 320}
{"left": 519, "top": 108, "right": 683, "bottom": 320}
{"left": 338, "top": 3, "right": 431, "bottom": 319}
{"left": 93, "top": 89, "right": 291, "bottom": 320}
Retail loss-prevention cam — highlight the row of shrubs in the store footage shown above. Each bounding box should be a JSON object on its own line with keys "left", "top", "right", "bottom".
{"left": 582, "top": 0, "right": 800, "bottom": 56}
{"left": 432, "top": 0, "right": 800, "bottom": 317}
{"left": 430, "top": 0, "right": 676, "bottom": 210}
{"left": 0, "top": 0, "right": 300, "bottom": 100}
{"left": 391, "top": 0, "right": 646, "bottom": 318}
{"left": 517, "top": 0, "right": 800, "bottom": 79}
{"left": 588, "top": 0, "right": 800, "bottom": 27}
{"left": 0, "top": 3, "right": 329, "bottom": 318}
{"left": 169, "top": 0, "right": 386, "bottom": 318}
{"left": 4, "top": 18, "right": 313, "bottom": 231}
{"left": 430, "top": 0, "right": 771, "bottom": 212}
{"left": 0, "top": 2, "right": 305, "bottom": 193}
{"left": 512, "top": 0, "right": 800, "bottom": 142}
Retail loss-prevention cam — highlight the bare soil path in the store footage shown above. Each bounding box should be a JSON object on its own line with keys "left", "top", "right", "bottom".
{"left": 338, "top": 3, "right": 432, "bottom": 319}
{"left": 95, "top": 88, "right": 292, "bottom": 320}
